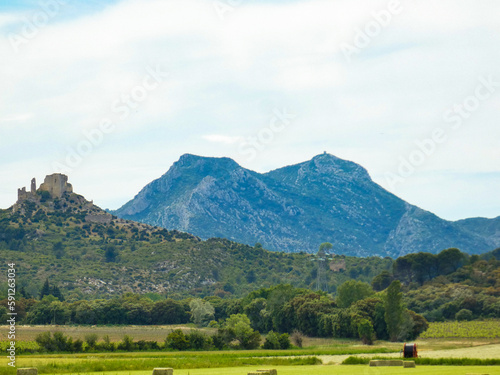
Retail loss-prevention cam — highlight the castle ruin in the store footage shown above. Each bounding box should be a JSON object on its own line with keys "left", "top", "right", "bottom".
{"left": 39, "top": 173, "right": 73, "bottom": 198}
{"left": 17, "top": 174, "right": 73, "bottom": 203}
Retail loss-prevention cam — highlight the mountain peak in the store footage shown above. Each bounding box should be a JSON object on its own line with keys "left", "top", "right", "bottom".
{"left": 174, "top": 153, "right": 241, "bottom": 172}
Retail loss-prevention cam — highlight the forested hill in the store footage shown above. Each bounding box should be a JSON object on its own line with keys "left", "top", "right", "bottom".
{"left": 0, "top": 176, "right": 393, "bottom": 299}
{"left": 113, "top": 153, "right": 500, "bottom": 257}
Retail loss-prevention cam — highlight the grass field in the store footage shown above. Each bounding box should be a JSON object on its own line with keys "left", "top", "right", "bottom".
{"left": 12, "top": 367, "right": 500, "bottom": 375}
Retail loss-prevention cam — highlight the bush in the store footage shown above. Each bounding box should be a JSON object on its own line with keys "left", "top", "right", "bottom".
{"left": 262, "top": 331, "right": 291, "bottom": 349}
{"left": 290, "top": 330, "right": 304, "bottom": 348}
{"left": 278, "top": 333, "right": 291, "bottom": 349}
{"left": 455, "top": 309, "right": 474, "bottom": 321}
{"left": 136, "top": 340, "right": 160, "bottom": 351}
{"left": 84, "top": 333, "right": 98, "bottom": 350}
{"left": 166, "top": 329, "right": 190, "bottom": 351}
{"left": 117, "top": 335, "right": 136, "bottom": 351}
{"left": 186, "top": 330, "right": 212, "bottom": 350}
{"left": 357, "top": 319, "right": 375, "bottom": 345}
{"left": 96, "top": 335, "right": 115, "bottom": 352}
{"left": 262, "top": 331, "right": 280, "bottom": 349}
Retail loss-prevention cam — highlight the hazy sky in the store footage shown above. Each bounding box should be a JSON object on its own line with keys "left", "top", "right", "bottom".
{"left": 1, "top": 0, "right": 499, "bottom": 221}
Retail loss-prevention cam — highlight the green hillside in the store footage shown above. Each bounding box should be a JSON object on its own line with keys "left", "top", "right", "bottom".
{"left": 0, "top": 181, "right": 392, "bottom": 299}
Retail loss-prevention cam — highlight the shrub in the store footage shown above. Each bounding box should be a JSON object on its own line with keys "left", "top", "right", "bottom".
{"left": 166, "top": 329, "right": 190, "bottom": 351}
{"left": 357, "top": 319, "right": 375, "bottom": 345}
{"left": 117, "top": 335, "right": 136, "bottom": 351}
{"left": 186, "top": 330, "right": 212, "bottom": 350}
{"left": 455, "top": 308, "right": 474, "bottom": 321}
{"left": 84, "top": 333, "right": 98, "bottom": 350}
{"left": 262, "top": 331, "right": 280, "bottom": 349}
{"left": 290, "top": 330, "right": 304, "bottom": 348}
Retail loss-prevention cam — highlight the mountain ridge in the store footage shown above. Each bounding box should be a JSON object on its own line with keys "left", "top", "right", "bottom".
{"left": 113, "top": 153, "right": 500, "bottom": 256}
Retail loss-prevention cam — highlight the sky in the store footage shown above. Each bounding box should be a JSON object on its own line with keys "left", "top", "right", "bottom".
{"left": 0, "top": 0, "right": 499, "bottom": 221}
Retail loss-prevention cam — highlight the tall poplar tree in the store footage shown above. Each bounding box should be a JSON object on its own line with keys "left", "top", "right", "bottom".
{"left": 384, "top": 280, "right": 404, "bottom": 341}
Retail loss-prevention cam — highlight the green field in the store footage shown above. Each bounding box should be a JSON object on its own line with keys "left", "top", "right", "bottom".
{"left": 3, "top": 324, "right": 500, "bottom": 375}
{"left": 420, "top": 320, "right": 500, "bottom": 339}
{"left": 11, "top": 367, "right": 500, "bottom": 375}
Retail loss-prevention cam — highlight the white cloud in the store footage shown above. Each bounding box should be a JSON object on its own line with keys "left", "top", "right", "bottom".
{"left": 202, "top": 134, "right": 244, "bottom": 144}
{"left": 0, "top": 0, "right": 499, "bottom": 220}
{"left": 0, "top": 113, "right": 33, "bottom": 123}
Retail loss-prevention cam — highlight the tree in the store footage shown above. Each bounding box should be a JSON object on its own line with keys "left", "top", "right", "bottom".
{"left": 166, "top": 329, "right": 190, "bottom": 351}
{"left": 438, "top": 248, "right": 466, "bottom": 274}
{"left": 262, "top": 331, "right": 281, "bottom": 349}
{"left": 336, "top": 280, "right": 374, "bottom": 308}
{"left": 223, "top": 313, "right": 261, "bottom": 349}
{"left": 85, "top": 333, "right": 98, "bottom": 350}
{"left": 372, "top": 270, "right": 393, "bottom": 291}
{"left": 104, "top": 244, "right": 118, "bottom": 262}
{"left": 357, "top": 319, "right": 375, "bottom": 345}
{"left": 455, "top": 308, "right": 473, "bottom": 321}
{"left": 319, "top": 242, "right": 333, "bottom": 253}
{"left": 51, "top": 285, "right": 64, "bottom": 301}
{"left": 244, "top": 297, "right": 270, "bottom": 332}
{"left": 189, "top": 299, "right": 215, "bottom": 327}
{"left": 53, "top": 241, "right": 65, "bottom": 259}
{"left": 151, "top": 299, "right": 189, "bottom": 324}
{"left": 316, "top": 243, "right": 333, "bottom": 291}
{"left": 384, "top": 280, "right": 404, "bottom": 341}
{"left": 40, "top": 279, "right": 51, "bottom": 299}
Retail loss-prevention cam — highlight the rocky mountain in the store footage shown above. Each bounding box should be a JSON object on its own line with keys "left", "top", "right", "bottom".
{"left": 113, "top": 153, "right": 500, "bottom": 257}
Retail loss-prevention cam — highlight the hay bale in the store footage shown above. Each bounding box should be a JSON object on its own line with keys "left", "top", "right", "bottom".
{"left": 257, "top": 370, "right": 277, "bottom": 375}
{"left": 403, "top": 361, "right": 416, "bottom": 368}
{"left": 17, "top": 369, "right": 38, "bottom": 375}
{"left": 369, "top": 360, "right": 403, "bottom": 367}
{"left": 152, "top": 368, "right": 173, "bottom": 375}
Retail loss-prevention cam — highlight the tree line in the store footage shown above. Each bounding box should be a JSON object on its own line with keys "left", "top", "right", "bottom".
{"left": 1, "top": 280, "right": 427, "bottom": 346}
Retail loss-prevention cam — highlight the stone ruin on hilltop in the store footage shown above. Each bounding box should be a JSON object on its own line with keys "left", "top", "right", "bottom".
{"left": 17, "top": 173, "right": 73, "bottom": 202}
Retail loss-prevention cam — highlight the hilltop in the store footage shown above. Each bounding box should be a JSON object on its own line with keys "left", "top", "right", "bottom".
{"left": 113, "top": 153, "right": 500, "bottom": 257}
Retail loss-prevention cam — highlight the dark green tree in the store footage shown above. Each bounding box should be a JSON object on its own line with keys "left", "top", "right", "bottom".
{"left": 372, "top": 270, "right": 393, "bottom": 291}
{"left": 40, "top": 279, "right": 51, "bottom": 299}
{"left": 53, "top": 241, "right": 65, "bottom": 259}
{"left": 357, "top": 318, "right": 375, "bottom": 345}
{"left": 336, "top": 280, "right": 373, "bottom": 308}
{"left": 104, "top": 244, "right": 118, "bottom": 262}
{"left": 51, "top": 285, "right": 64, "bottom": 301}
{"left": 166, "top": 329, "right": 190, "bottom": 351}
{"left": 384, "top": 280, "right": 404, "bottom": 341}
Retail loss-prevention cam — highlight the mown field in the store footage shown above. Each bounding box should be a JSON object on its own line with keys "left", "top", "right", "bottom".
{"left": 16, "top": 367, "right": 500, "bottom": 375}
